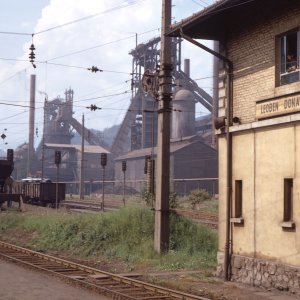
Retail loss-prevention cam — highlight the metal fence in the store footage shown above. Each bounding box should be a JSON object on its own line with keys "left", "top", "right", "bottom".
{"left": 63, "top": 178, "right": 218, "bottom": 197}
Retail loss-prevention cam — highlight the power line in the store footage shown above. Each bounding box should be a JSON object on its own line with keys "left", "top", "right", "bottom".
{"left": 0, "top": 0, "right": 147, "bottom": 37}
{"left": 0, "top": 57, "right": 131, "bottom": 75}
{"left": 0, "top": 102, "right": 34, "bottom": 108}
{"left": 45, "top": 27, "right": 160, "bottom": 62}
{"left": 0, "top": 68, "right": 28, "bottom": 87}
{"left": 34, "top": 0, "right": 146, "bottom": 35}
{"left": 0, "top": 31, "right": 31, "bottom": 36}
{"left": 47, "top": 35, "right": 136, "bottom": 62}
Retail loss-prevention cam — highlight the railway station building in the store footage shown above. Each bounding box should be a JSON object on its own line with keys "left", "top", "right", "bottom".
{"left": 169, "top": 0, "right": 300, "bottom": 294}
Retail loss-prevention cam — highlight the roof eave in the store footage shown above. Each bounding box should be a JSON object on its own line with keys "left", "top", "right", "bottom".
{"left": 168, "top": 0, "right": 256, "bottom": 40}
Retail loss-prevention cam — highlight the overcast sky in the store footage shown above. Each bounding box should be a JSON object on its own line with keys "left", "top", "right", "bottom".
{"left": 0, "top": 0, "right": 215, "bottom": 151}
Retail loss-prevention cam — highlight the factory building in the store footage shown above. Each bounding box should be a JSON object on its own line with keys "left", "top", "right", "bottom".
{"left": 115, "top": 135, "right": 217, "bottom": 195}
{"left": 113, "top": 37, "right": 218, "bottom": 196}
{"left": 169, "top": 0, "right": 300, "bottom": 294}
{"left": 15, "top": 35, "right": 217, "bottom": 197}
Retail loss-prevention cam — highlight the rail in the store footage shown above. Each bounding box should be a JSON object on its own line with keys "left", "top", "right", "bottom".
{"left": 0, "top": 241, "right": 210, "bottom": 300}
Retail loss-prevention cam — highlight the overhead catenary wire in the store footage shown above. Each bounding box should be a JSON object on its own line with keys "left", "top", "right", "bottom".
{"left": 34, "top": 0, "right": 147, "bottom": 35}
{"left": 0, "top": 0, "right": 147, "bottom": 37}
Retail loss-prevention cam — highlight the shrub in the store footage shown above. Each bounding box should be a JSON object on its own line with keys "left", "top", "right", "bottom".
{"left": 188, "top": 189, "right": 211, "bottom": 209}
{"left": 141, "top": 190, "right": 154, "bottom": 207}
{"left": 169, "top": 192, "right": 179, "bottom": 208}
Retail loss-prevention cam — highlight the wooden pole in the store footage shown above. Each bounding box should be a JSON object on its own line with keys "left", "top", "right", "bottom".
{"left": 154, "top": 0, "right": 172, "bottom": 253}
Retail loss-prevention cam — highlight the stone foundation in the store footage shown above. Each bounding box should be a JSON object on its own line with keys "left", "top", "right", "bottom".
{"left": 217, "top": 252, "right": 300, "bottom": 296}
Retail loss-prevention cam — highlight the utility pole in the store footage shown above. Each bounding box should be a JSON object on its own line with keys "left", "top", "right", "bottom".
{"left": 154, "top": 0, "right": 172, "bottom": 253}
{"left": 79, "top": 114, "right": 85, "bottom": 200}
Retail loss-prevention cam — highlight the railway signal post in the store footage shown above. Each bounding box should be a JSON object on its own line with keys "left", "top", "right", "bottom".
{"left": 101, "top": 153, "right": 107, "bottom": 211}
{"left": 122, "top": 160, "right": 126, "bottom": 206}
{"left": 55, "top": 150, "right": 61, "bottom": 210}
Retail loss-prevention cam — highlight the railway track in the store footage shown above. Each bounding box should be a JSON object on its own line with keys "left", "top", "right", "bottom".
{"left": 172, "top": 209, "right": 218, "bottom": 229}
{"left": 0, "top": 241, "right": 210, "bottom": 300}
{"left": 61, "top": 200, "right": 218, "bottom": 228}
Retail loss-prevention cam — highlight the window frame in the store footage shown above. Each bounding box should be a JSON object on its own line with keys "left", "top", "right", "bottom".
{"left": 282, "top": 178, "right": 295, "bottom": 230}
{"left": 276, "top": 28, "right": 300, "bottom": 86}
{"left": 231, "top": 180, "right": 244, "bottom": 225}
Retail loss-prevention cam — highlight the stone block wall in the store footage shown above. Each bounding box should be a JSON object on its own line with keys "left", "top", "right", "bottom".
{"left": 218, "top": 254, "right": 300, "bottom": 296}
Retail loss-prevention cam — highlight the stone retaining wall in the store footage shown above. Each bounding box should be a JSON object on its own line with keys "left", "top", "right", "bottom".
{"left": 221, "top": 254, "right": 300, "bottom": 296}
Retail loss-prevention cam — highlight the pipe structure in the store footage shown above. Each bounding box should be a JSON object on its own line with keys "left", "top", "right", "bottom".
{"left": 179, "top": 29, "right": 233, "bottom": 281}
{"left": 224, "top": 64, "right": 233, "bottom": 281}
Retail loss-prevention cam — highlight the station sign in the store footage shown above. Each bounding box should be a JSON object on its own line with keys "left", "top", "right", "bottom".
{"left": 256, "top": 92, "right": 300, "bottom": 119}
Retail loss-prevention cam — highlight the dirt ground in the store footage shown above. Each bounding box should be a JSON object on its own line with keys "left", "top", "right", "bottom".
{"left": 0, "top": 204, "right": 299, "bottom": 300}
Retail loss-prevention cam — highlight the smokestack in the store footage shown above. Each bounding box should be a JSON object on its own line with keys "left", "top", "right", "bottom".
{"left": 184, "top": 59, "right": 190, "bottom": 77}
{"left": 28, "top": 74, "right": 36, "bottom": 176}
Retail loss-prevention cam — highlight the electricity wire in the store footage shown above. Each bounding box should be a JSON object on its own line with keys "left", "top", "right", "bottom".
{"left": 34, "top": 0, "right": 146, "bottom": 35}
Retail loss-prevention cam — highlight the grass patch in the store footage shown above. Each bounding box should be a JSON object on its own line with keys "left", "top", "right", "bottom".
{"left": 0, "top": 207, "right": 217, "bottom": 271}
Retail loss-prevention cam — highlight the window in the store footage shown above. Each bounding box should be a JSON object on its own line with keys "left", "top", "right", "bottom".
{"left": 282, "top": 178, "right": 295, "bottom": 230}
{"left": 278, "top": 30, "right": 300, "bottom": 85}
{"left": 283, "top": 178, "right": 293, "bottom": 222}
{"left": 231, "top": 180, "right": 244, "bottom": 225}
{"left": 234, "top": 180, "right": 243, "bottom": 218}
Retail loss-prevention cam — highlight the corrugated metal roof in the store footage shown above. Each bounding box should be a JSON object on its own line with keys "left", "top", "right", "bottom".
{"left": 44, "top": 143, "right": 110, "bottom": 154}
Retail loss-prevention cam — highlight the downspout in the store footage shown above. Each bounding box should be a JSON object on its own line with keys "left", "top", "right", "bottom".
{"left": 179, "top": 29, "right": 233, "bottom": 281}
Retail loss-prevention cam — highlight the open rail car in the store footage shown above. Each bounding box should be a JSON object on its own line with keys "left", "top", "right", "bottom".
{"left": 0, "top": 149, "right": 66, "bottom": 209}
{"left": 14, "top": 179, "right": 66, "bottom": 208}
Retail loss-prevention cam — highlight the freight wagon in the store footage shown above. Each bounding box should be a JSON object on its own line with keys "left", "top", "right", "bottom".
{"left": 13, "top": 179, "right": 66, "bottom": 208}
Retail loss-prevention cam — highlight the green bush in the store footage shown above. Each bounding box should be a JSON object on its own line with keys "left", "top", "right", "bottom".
{"left": 188, "top": 189, "right": 211, "bottom": 209}
{"left": 141, "top": 190, "right": 154, "bottom": 207}
{"left": 169, "top": 192, "right": 179, "bottom": 208}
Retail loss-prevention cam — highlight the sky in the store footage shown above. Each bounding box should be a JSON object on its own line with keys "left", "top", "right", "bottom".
{"left": 0, "top": 0, "right": 216, "bottom": 151}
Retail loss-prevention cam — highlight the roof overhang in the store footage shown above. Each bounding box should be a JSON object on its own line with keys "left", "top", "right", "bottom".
{"left": 168, "top": 0, "right": 258, "bottom": 40}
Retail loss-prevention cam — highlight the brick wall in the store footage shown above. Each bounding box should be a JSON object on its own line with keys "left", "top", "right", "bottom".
{"left": 218, "top": 4, "right": 300, "bottom": 124}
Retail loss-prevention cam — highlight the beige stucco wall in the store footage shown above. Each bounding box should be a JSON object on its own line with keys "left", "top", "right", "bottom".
{"left": 231, "top": 132, "right": 255, "bottom": 256}
{"left": 217, "top": 2, "right": 300, "bottom": 268}
{"left": 218, "top": 137, "right": 227, "bottom": 252}
{"left": 219, "top": 125, "right": 300, "bottom": 266}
